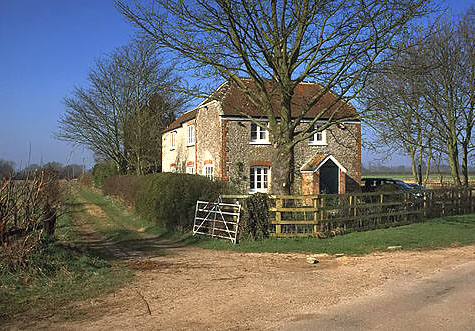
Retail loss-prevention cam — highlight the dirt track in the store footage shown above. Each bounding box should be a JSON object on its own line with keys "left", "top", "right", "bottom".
{"left": 8, "top": 244, "right": 475, "bottom": 330}
{"left": 5, "top": 195, "right": 475, "bottom": 330}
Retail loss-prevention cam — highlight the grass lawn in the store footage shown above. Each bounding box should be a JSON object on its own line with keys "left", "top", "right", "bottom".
{"left": 0, "top": 189, "right": 132, "bottom": 320}
{"left": 191, "top": 214, "right": 475, "bottom": 255}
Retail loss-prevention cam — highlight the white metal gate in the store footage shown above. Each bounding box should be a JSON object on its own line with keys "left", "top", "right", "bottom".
{"left": 193, "top": 197, "right": 241, "bottom": 244}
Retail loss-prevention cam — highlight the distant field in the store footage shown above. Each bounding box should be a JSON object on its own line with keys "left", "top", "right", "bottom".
{"left": 362, "top": 173, "right": 475, "bottom": 183}
{"left": 362, "top": 173, "right": 475, "bottom": 181}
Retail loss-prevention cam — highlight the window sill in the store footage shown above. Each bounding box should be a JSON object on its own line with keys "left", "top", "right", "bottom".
{"left": 249, "top": 190, "right": 269, "bottom": 194}
{"left": 250, "top": 141, "right": 271, "bottom": 145}
{"left": 187, "top": 143, "right": 195, "bottom": 147}
{"left": 170, "top": 148, "right": 176, "bottom": 151}
{"left": 308, "top": 142, "right": 328, "bottom": 146}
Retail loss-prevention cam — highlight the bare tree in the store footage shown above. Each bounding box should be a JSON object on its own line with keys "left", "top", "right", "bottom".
{"left": 124, "top": 94, "right": 178, "bottom": 174}
{"left": 0, "top": 160, "right": 15, "bottom": 178}
{"left": 363, "top": 39, "right": 435, "bottom": 184}
{"left": 364, "top": 7, "right": 475, "bottom": 187}
{"left": 117, "top": 0, "right": 433, "bottom": 194}
{"left": 57, "top": 39, "right": 184, "bottom": 174}
{"left": 415, "top": 10, "right": 475, "bottom": 186}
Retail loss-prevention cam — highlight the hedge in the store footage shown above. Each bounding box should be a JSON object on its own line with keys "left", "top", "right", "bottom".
{"left": 135, "top": 173, "right": 224, "bottom": 230}
{"left": 102, "top": 175, "right": 147, "bottom": 208}
{"left": 91, "top": 163, "right": 119, "bottom": 188}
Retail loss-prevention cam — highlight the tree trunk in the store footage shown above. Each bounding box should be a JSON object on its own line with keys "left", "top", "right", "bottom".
{"left": 409, "top": 150, "right": 418, "bottom": 183}
{"left": 423, "top": 149, "right": 432, "bottom": 185}
{"left": 271, "top": 144, "right": 294, "bottom": 195}
{"left": 447, "top": 142, "right": 461, "bottom": 187}
{"left": 461, "top": 141, "right": 469, "bottom": 187}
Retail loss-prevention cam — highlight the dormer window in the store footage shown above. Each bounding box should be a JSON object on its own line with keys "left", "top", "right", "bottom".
{"left": 250, "top": 122, "right": 269, "bottom": 144}
{"left": 309, "top": 125, "right": 327, "bottom": 145}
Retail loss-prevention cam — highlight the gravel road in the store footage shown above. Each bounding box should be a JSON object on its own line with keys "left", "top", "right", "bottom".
{"left": 281, "top": 259, "right": 475, "bottom": 330}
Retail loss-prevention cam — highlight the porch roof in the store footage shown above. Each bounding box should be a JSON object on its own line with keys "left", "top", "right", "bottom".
{"left": 300, "top": 154, "right": 347, "bottom": 173}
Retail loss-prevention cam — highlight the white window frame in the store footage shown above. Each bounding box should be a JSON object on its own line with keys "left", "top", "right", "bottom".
{"left": 170, "top": 131, "right": 177, "bottom": 150}
{"left": 203, "top": 165, "right": 214, "bottom": 179}
{"left": 187, "top": 125, "right": 195, "bottom": 146}
{"left": 187, "top": 165, "right": 195, "bottom": 174}
{"left": 250, "top": 122, "right": 270, "bottom": 144}
{"left": 309, "top": 125, "right": 327, "bottom": 145}
{"left": 250, "top": 166, "right": 270, "bottom": 193}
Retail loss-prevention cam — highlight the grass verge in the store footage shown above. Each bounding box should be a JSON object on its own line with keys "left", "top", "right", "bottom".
{"left": 72, "top": 187, "right": 475, "bottom": 257}
{"left": 191, "top": 214, "right": 475, "bottom": 255}
{"left": 0, "top": 193, "right": 132, "bottom": 320}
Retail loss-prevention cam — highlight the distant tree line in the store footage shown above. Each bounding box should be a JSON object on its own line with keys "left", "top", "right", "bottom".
{"left": 362, "top": 163, "right": 475, "bottom": 176}
{"left": 0, "top": 159, "right": 85, "bottom": 180}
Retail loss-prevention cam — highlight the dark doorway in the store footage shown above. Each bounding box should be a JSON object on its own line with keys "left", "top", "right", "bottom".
{"left": 319, "top": 159, "right": 339, "bottom": 194}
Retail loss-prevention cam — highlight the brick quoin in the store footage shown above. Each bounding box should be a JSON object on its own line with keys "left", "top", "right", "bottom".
{"left": 220, "top": 120, "right": 229, "bottom": 180}
{"left": 301, "top": 170, "right": 320, "bottom": 195}
{"left": 339, "top": 169, "right": 346, "bottom": 194}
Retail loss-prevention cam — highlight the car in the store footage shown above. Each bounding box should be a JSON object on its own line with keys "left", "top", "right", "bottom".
{"left": 361, "top": 177, "right": 413, "bottom": 193}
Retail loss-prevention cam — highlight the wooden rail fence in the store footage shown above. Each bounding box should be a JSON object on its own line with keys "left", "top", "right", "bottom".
{"left": 222, "top": 188, "right": 475, "bottom": 237}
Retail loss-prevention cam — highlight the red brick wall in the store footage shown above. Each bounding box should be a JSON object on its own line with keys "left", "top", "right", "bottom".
{"left": 301, "top": 171, "right": 320, "bottom": 195}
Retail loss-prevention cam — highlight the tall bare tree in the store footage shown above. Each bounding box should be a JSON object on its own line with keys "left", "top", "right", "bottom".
{"left": 117, "top": 0, "right": 433, "bottom": 194}
{"left": 363, "top": 39, "right": 435, "bottom": 183}
{"left": 57, "top": 39, "right": 184, "bottom": 174}
{"left": 364, "top": 7, "right": 475, "bottom": 187}
{"left": 414, "top": 9, "right": 475, "bottom": 186}
{"left": 124, "top": 94, "right": 178, "bottom": 174}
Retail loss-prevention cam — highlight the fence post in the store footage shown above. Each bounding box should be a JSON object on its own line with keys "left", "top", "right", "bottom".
{"left": 275, "top": 197, "right": 282, "bottom": 235}
{"left": 379, "top": 193, "right": 384, "bottom": 225}
{"left": 471, "top": 188, "right": 474, "bottom": 213}
{"left": 422, "top": 191, "right": 429, "bottom": 219}
{"left": 313, "top": 197, "right": 318, "bottom": 234}
{"left": 320, "top": 195, "right": 325, "bottom": 231}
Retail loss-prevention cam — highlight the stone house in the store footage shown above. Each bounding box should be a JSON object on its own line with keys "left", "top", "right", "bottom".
{"left": 161, "top": 80, "right": 361, "bottom": 194}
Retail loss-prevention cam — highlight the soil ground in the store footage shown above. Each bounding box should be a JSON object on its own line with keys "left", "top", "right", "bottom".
{"left": 4, "top": 198, "right": 475, "bottom": 330}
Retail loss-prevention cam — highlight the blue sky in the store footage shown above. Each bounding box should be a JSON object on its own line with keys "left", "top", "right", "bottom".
{"left": 0, "top": 0, "right": 472, "bottom": 170}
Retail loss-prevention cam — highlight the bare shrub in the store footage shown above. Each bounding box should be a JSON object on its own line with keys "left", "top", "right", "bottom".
{"left": 0, "top": 170, "right": 62, "bottom": 271}
{"left": 102, "top": 175, "right": 146, "bottom": 208}
{"left": 78, "top": 172, "right": 93, "bottom": 189}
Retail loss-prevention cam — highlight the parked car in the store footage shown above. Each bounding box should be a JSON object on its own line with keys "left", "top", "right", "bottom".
{"left": 406, "top": 183, "right": 427, "bottom": 198}
{"left": 362, "top": 178, "right": 427, "bottom": 200}
{"left": 361, "top": 177, "right": 413, "bottom": 193}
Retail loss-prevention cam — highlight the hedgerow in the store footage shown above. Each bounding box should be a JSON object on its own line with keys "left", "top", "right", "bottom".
{"left": 135, "top": 173, "right": 224, "bottom": 230}
{"left": 102, "top": 175, "right": 146, "bottom": 208}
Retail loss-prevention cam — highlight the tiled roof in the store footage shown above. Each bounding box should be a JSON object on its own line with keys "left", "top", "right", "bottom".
{"left": 300, "top": 154, "right": 329, "bottom": 172}
{"left": 162, "top": 109, "right": 197, "bottom": 133}
{"left": 162, "top": 79, "right": 358, "bottom": 133}
{"left": 217, "top": 79, "right": 357, "bottom": 120}
{"left": 300, "top": 154, "right": 347, "bottom": 173}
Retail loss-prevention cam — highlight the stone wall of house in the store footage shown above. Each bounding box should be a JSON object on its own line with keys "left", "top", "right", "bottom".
{"left": 224, "top": 120, "right": 274, "bottom": 193}
{"left": 293, "top": 123, "right": 361, "bottom": 193}
{"left": 195, "top": 101, "right": 223, "bottom": 177}
{"left": 224, "top": 120, "right": 361, "bottom": 194}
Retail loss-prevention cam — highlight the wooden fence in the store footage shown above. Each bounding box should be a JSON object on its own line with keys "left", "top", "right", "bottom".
{"left": 222, "top": 188, "right": 475, "bottom": 237}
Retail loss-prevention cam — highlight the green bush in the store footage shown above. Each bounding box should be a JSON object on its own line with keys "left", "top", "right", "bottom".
{"left": 102, "top": 175, "right": 146, "bottom": 208}
{"left": 91, "top": 162, "right": 119, "bottom": 188}
{"left": 240, "top": 193, "right": 270, "bottom": 241}
{"left": 135, "top": 173, "right": 224, "bottom": 230}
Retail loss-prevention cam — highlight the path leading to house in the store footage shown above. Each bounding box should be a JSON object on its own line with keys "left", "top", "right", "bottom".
{"left": 6, "top": 191, "right": 475, "bottom": 330}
